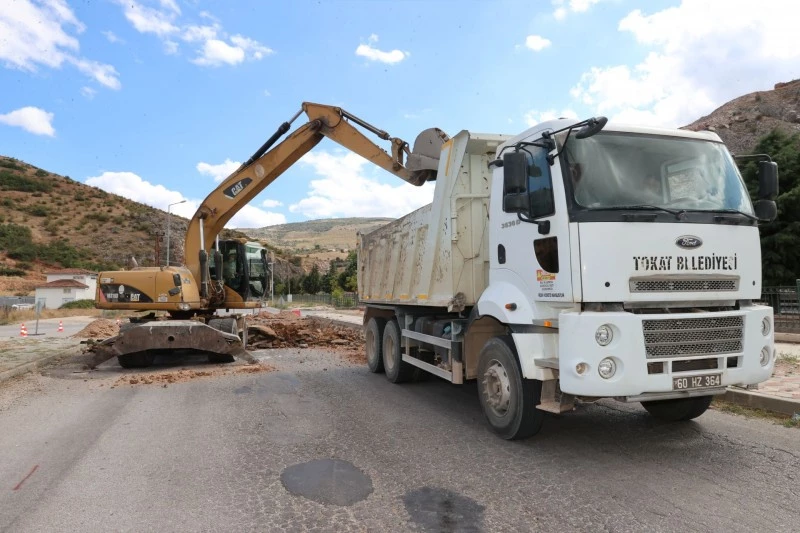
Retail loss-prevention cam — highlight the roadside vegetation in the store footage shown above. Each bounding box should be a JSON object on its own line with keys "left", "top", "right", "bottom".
{"left": 712, "top": 399, "right": 800, "bottom": 429}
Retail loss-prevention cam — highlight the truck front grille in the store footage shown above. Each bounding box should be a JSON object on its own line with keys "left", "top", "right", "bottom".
{"left": 642, "top": 316, "right": 744, "bottom": 359}
{"left": 630, "top": 278, "right": 738, "bottom": 292}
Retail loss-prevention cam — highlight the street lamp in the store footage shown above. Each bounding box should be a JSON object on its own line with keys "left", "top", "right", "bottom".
{"left": 166, "top": 200, "right": 187, "bottom": 266}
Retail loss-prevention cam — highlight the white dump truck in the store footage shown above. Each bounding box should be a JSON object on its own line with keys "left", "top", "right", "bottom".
{"left": 358, "top": 117, "right": 779, "bottom": 439}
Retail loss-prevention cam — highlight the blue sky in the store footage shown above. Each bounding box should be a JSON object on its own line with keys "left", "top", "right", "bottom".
{"left": 1, "top": 0, "right": 797, "bottom": 228}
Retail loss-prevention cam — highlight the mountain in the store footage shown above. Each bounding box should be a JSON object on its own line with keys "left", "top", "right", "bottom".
{"left": 0, "top": 156, "right": 244, "bottom": 295}
{"left": 683, "top": 79, "right": 800, "bottom": 154}
{"left": 241, "top": 218, "right": 393, "bottom": 253}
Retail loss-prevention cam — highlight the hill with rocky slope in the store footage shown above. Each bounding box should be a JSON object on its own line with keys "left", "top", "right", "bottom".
{"left": 683, "top": 79, "right": 800, "bottom": 154}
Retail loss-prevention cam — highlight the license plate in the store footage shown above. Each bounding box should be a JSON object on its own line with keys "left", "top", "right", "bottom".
{"left": 672, "top": 374, "right": 722, "bottom": 391}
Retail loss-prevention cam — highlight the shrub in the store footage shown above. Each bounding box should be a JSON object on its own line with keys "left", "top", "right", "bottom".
{"left": 59, "top": 299, "right": 96, "bottom": 309}
{"left": 35, "top": 169, "right": 48, "bottom": 177}
{"left": 0, "top": 170, "right": 53, "bottom": 193}
{"left": 0, "top": 265, "right": 26, "bottom": 276}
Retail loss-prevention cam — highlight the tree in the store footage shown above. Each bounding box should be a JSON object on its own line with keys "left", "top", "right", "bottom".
{"left": 321, "top": 260, "right": 338, "bottom": 293}
{"left": 303, "top": 264, "right": 321, "bottom": 294}
{"left": 738, "top": 129, "right": 800, "bottom": 286}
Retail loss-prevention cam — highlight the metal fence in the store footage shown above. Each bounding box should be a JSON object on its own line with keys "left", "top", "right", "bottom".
{"left": 759, "top": 284, "right": 800, "bottom": 332}
{"left": 276, "top": 292, "right": 360, "bottom": 309}
{"left": 0, "top": 296, "right": 35, "bottom": 309}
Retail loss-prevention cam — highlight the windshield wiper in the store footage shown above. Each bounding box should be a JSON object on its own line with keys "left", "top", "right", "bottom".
{"left": 588, "top": 205, "right": 686, "bottom": 219}
{"left": 703, "top": 208, "right": 759, "bottom": 221}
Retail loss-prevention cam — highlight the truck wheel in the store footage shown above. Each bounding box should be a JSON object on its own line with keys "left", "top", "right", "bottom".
{"left": 477, "top": 336, "right": 544, "bottom": 440}
{"left": 641, "top": 396, "right": 713, "bottom": 422}
{"left": 382, "top": 319, "right": 415, "bottom": 383}
{"left": 118, "top": 351, "right": 156, "bottom": 369}
{"left": 365, "top": 317, "right": 386, "bottom": 373}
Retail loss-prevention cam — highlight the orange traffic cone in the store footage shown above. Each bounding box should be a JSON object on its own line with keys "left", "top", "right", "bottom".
{"left": 292, "top": 309, "right": 301, "bottom": 317}
{"left": 57, "top": 320, "right": 64, "bottom": 333}
{"left": 20, "top": 323, "right": 28, "bottom": 337}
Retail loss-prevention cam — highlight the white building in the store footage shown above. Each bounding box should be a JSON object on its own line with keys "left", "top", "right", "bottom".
{"left": 34, "top": 269, "right": 98, "bottom": 309}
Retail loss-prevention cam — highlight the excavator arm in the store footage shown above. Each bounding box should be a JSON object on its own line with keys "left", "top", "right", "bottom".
{"left": 184, "top": 102, "right": 429, "bottom": 291}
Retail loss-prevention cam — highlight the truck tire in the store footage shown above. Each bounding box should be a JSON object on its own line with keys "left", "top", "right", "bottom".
{"left": 641, "top": 396, "right": 713, "bottom": 422}
{"left": 207, "top": 318, "right": 237, "bottom": 363}
{"left": 365, "top": 317, "right": 386, "bottom": 373}
{"left": 118, "top": 351, "right": 156, "bottom": 369}
{"left": 477, "top": 336, "right": 544, "bottom": 440}
{"left": 382, "top": 319, "right": 415, "bottom": 383}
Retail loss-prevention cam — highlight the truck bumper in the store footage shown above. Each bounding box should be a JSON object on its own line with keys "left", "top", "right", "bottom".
{"left": 555, "top": 306, "right": 775, "bottom": 398}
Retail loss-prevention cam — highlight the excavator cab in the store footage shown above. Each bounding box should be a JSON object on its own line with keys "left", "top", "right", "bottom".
{"left": 211, "top": 241, "right": 269, "bottom": 304}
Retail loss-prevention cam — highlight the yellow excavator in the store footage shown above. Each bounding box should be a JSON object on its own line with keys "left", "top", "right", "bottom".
{"left": 94, "top": 103, "right": 443, "bottom": 368}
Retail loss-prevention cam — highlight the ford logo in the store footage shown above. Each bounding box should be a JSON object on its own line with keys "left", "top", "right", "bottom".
{"left": 675, "top": 235, "right": 703, "bottom": 249}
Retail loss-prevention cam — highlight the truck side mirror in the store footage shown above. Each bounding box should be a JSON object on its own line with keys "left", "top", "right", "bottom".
{"left": 503, "top": 152, "right": 528, "bottom": 195}
{"left": 754, "top": 200, "right": 777, "bottom": 222}
{"left": 757, "top": 161, "right": 778, "bottom": 200}
{"left": 503, "top": 193, "right": 529, "bottom": 213}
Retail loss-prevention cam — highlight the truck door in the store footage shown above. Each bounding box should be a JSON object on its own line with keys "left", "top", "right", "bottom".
{"left": 498, "top": 144, "right": 573, "bottom": 303}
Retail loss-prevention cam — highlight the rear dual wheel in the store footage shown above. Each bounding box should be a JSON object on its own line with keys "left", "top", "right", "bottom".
{"left": 365, "top": 317, "right": 386, "bottom": 373}
{"left": 382, "top": 319, "right": 417, "bottom": 383}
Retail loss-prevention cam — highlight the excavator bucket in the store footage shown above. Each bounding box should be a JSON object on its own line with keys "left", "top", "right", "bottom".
{"left": 87, "top": 320, "right": 256, "bottom": 369}
{"left": 407, "top": 128, "right": 450, "bottom": 183}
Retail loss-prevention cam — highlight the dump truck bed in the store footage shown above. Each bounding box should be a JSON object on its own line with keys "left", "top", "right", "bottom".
{"left": 357, "top": 131, "right": 510, "bottom": 311}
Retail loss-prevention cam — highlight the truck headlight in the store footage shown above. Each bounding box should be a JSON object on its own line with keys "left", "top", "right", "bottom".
{"left": 598, "top": 357, "right": 617, "bottom": 379}
{"left": 178, "top": 303, "right": 191, "bottom": 311}
{"left": 761, "top": 317, "right": 771, "bottom": 336}
{"left": 759, "top": 346, "right": 770, "bottom": 367}
{"left": 595, "top": 324, "right": 613, "bottom": 346}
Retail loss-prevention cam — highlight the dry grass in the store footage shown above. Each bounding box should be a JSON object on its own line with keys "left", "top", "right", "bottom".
{"left": 711, "top": 399, "right": 800, "bottom": 428}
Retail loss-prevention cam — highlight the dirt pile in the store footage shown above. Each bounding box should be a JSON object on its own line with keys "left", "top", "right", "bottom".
{"left": 113, "top": 363, "right": 274, "bottom": 388}
{"left": 246, "top": 311, "right": 365, "bottom": 364}
{"left": 71, "top": 318, "right": 119, "bottom": 339}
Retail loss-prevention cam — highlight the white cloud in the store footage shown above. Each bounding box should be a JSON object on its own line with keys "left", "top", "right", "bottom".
{"left": 524, "top": 109, "right": 578, "bottom": 127}
{"left": 0, "top": 0, "right": 120, "bottom": 89}
{"left": 263, "top": 89, "right": 271, "bottom": 97}
{"left": 553, "top": 0, "right": 602, "bottom": 19}
{"left": 119, "top": 0, "right": 179, "bottom": 36}
{"left": 80, "top": 86, "right": 96, "bottom": 99}
{"left": 192, "top": 39, "right": 244, "bottom": 66}
{"left": 570, "top": 0, "right": 800, "bottom": 127}
{"left": 84, "top": 171, "right": 285, "bottom": 229}
{"left": 261, "top": 199, "right": 283, "bottom": 208}
{"left": 196, "top": 159, "right": 242, "bottom": 182}
{"left": 0, "top": 106, "right": 55, "bottom": 136}
{"left": 182, "top": 24, "right": 219, "bottom": 43}
{"left": 230, "top": 35, "right": 273, "bottom": 60}
{"left": 102, "top": 30, "right": 122, "bottom": 43}
{"left": 116, "top": 2, "right": 273, "bottom": 67}
{"left": 163, "top": 40, "right": 179, "bottom": 55}
{"left": 525, "top": 35, "right": 552, "bottom": 52}
{"left": 289, "top": 151, "right": 434, "bottom": 218}
{"left": 228, "top": 205, "right": 286, "bottom": 228}
{"left": 355, "top": 34, "right": 407, "bottom": 64}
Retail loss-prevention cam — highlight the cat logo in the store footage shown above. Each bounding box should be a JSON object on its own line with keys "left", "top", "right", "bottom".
{"left": 223, "top": 177, "right": 253, "bottom": 199}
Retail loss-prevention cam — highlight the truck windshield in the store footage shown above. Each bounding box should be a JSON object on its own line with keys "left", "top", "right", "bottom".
{"left": 560, "top": 132, "right": 754, "bottom": 216}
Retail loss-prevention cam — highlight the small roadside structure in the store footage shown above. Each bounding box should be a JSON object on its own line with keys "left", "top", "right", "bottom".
{"left": 34, "top": 269, "right": 97, "bottom": 309}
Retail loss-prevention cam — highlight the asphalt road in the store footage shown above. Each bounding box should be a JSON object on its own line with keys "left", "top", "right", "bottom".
{"left": 0, "top": 347, "right": 798, "bottom": 532}
{"left": 0, "top": 316, "right": 96, "bottom": 339}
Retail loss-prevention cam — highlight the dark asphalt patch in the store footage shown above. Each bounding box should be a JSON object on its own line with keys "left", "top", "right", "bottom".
{"left": 280, "top": 459, "right": 373, "bottom": 506}
{"left": 403, "top": 486, "right": 485, "bottom": 532}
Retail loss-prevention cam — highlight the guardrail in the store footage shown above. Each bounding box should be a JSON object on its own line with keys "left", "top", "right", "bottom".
{"left": 276, "top": 292, "right": 360, "bottom": 309}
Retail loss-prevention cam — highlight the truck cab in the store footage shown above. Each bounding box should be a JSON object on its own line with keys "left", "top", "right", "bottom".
{"left": 488, "top": 120, "right": 777, "bottom": 405}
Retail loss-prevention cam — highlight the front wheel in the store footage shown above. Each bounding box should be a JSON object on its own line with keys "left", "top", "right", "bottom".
{"left": 477, "top": 336, "right": 544, "bottom": 440}
{"left": 641, "top": 396, "right": 713, "bottom": 421}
